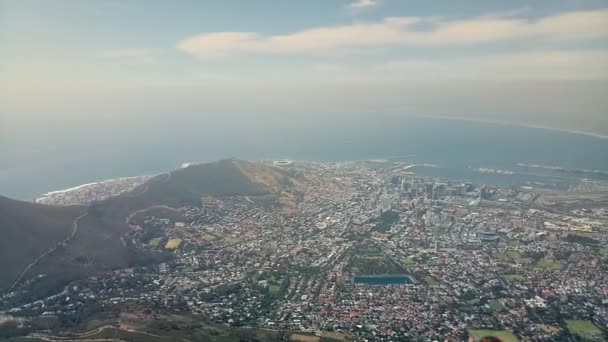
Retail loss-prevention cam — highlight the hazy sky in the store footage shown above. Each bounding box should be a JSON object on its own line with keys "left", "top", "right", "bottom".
{"left": 1, "top": 0, "right": 608, "bottom": 139}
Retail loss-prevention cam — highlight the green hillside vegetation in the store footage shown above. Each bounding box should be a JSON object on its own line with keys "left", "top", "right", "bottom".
{"left": 565, "top": 319, "right": 603, "bottom": 339}
{"left": 468, "top": 329, "right": 519, "bottom": 342}
{"left": 424, "top": 275, "right": 438, "bottom": 286}
{"left": 349, "top": 255, "right": 405, "bottom": 275}
{"left": 148, "top": 237, "right": 163, "bottom": 248}
{"left": 402, "top": 257, "right": 416, "bottom": 265}
{"left": 489, "top": 300, "right": 507, "bottom": 312}
{"left": 536, "top": 258, "right": 564, "bottom": 270}
{"left": 371, "top": 210, "right": 399, "bottom": 233}
{"left": 503, "top": 274, "right": 526, "bottom": 282}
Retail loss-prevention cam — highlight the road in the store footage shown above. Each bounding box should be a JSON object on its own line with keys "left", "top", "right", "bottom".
{"left": 125, "top": 204, "right": 180, "bottom": 226}
{"left": 30, "top": 325, "right": 192, "bottom": 342}
{"left": 9, "top": 211, "right": 88, "bottom": 290}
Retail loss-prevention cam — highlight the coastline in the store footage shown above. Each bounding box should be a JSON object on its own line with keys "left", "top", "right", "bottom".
{"left": 2, "top": 118, "right": 607, "bottom": 202}
{"left": 34, "top": 175, "right": 153, "bottom": 204}
{"left": 420, "top": 115, "right": 608, "bottom": 140}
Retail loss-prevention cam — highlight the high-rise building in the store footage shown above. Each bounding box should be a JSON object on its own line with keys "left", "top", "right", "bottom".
{"left": 425, "top": 183, "right": 434, "bottom": 197}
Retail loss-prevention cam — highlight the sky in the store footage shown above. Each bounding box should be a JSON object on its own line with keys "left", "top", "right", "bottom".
{"left": 1, "top": 0, "right": 608, "bottom": 152}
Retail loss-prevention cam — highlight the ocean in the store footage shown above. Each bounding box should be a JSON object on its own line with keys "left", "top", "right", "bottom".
{"left": 2, "top": 116, "right": 607, "bottom": 201}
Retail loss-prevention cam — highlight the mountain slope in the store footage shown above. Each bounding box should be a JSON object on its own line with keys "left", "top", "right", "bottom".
{"left": 0, "top": 197, "right": 84, "bottom": 290}
{"left": 0, "top": 159, "right": 295, "bottom": 294}
{"left": 96, "top": 159, "right": 271, "bottom": 219}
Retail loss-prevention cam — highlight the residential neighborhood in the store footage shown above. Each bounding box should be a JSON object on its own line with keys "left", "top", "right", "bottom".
{"left": 2, "top": 161, "right": 607, "bottom": 341}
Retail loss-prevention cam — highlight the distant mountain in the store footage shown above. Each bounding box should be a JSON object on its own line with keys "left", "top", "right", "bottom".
{"left": 0, "top": 160, "right": 294, "bottom": 296}
{"left": 96, "top": 159, "right": 278, "bottom": 219}
{"left": 90, "top": 159, "right": 299, "bottom": 223}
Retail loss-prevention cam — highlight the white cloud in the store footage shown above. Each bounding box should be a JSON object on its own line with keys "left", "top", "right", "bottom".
{"left": 347, "top": 0, "right": 381, "bottom": 9}
{"left": 177, "top": 9, "right": 608, "bottom": 58}
{"left": 176, "top": 33, "right": 266, "bottom": 58}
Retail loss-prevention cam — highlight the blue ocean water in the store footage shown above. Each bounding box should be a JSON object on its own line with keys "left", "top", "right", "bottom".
{"left": 353, "top": 276, "right": 414, "bottom": 285}
{"left": 2, "top": 116, "right": 607, "bottom": 200}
